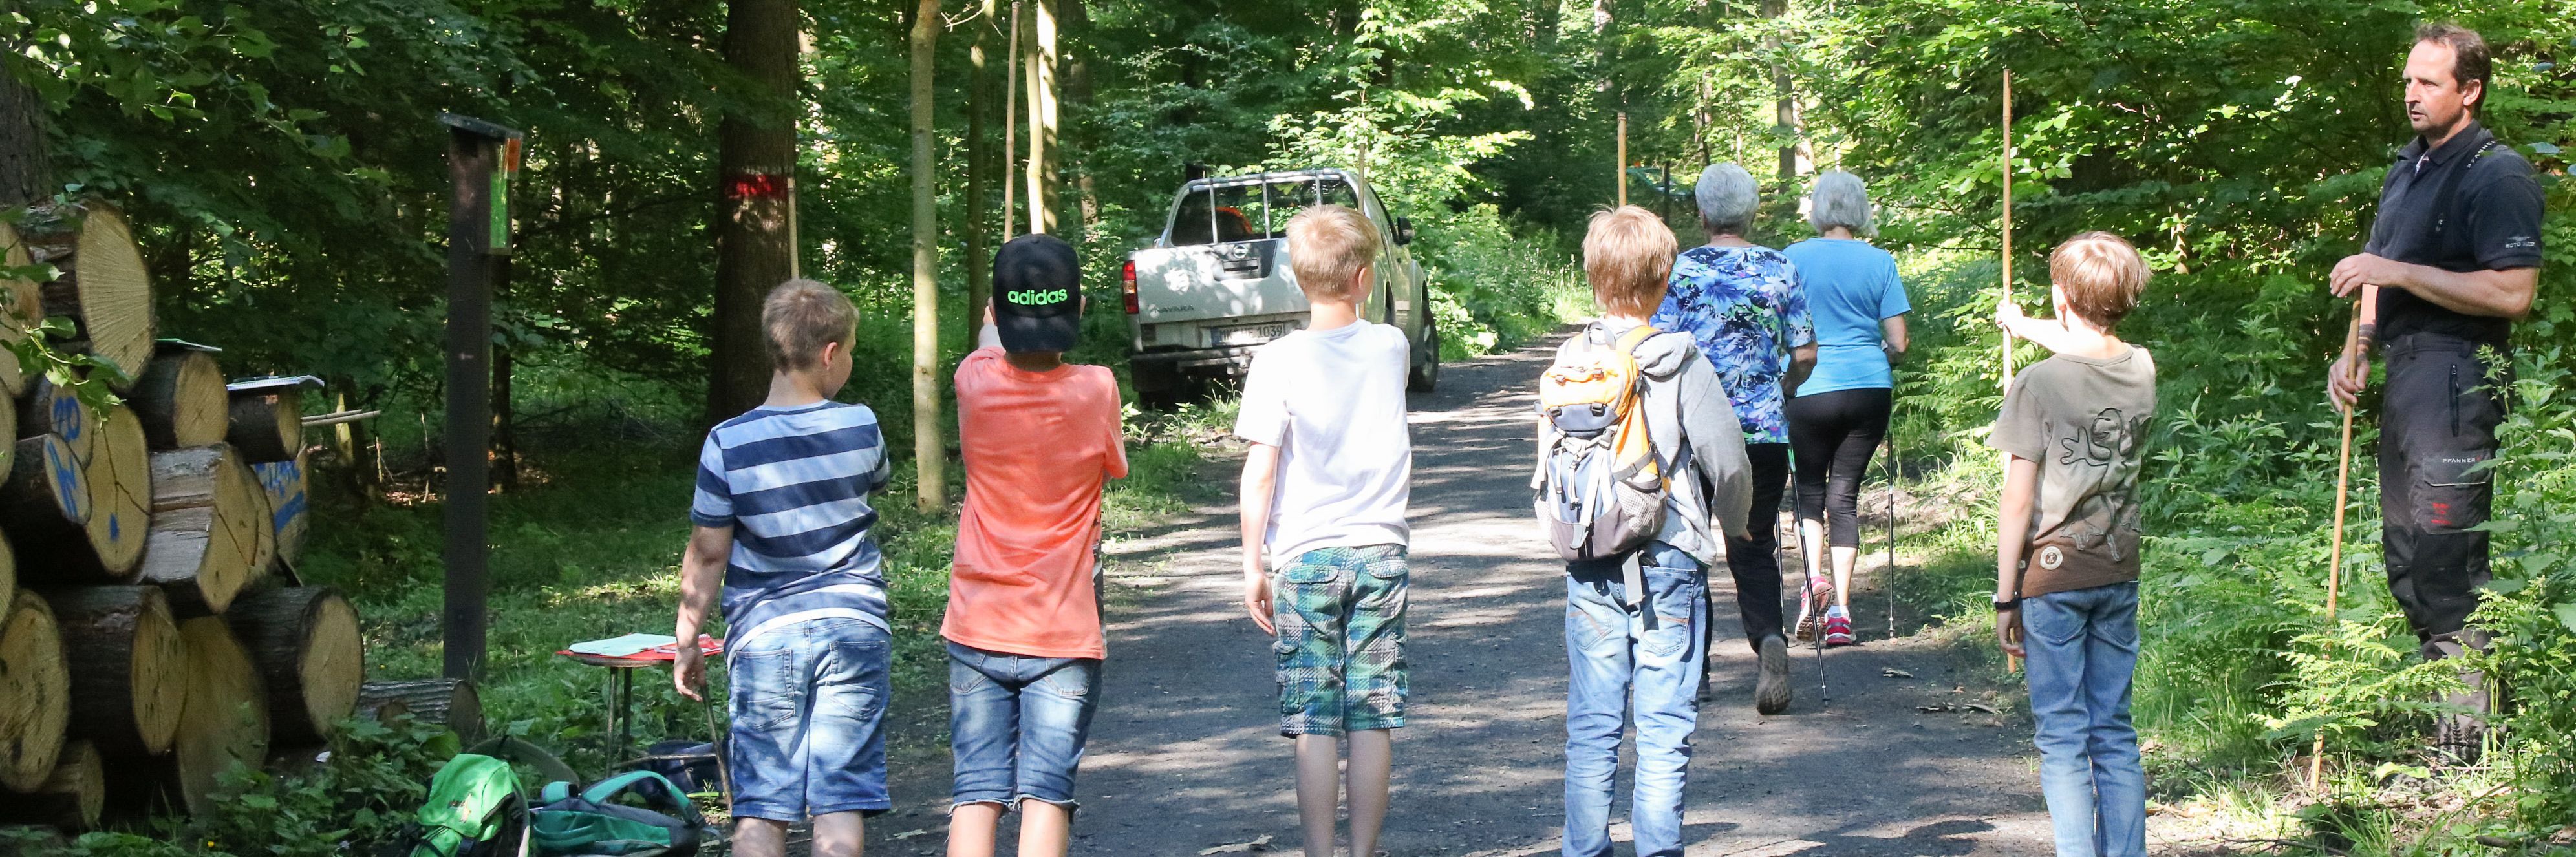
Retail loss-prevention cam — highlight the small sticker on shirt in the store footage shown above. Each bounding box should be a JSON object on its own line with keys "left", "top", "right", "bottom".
{"left": 2037, "top": 545, "right": 2065, "bottom": 570}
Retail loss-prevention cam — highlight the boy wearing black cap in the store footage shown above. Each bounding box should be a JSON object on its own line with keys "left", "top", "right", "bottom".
{"left": 944, "top": 234, "right": 1129, "bottom": 857}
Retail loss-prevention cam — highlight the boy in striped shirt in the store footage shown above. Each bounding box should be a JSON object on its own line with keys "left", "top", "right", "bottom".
{"left": 673, "top": 279, "right": 894, "bottom": 857}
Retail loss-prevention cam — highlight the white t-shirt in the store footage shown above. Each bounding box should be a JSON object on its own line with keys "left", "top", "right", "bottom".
{"left": 1234, "top": 319, "right": 1413, "bottom": 564}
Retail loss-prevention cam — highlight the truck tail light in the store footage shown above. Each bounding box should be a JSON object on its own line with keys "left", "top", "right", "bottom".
{"left": 1121, "top": 260, "right": 1140, "bottom": 314}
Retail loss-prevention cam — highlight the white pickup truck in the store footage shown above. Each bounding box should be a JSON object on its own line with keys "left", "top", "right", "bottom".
{"left": 1119, "top": 168, "right": 1438, "bottom": 408}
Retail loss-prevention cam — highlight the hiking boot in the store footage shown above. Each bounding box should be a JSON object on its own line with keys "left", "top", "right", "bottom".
{"left": 1823, "top": 607, "right": 1855, "bottom": 647}
{"left": 2434, "top": 667, "right": 2493, "bottom": 766}
{"left": 1755, "top": 634, "right": 1793, "bottom": 715}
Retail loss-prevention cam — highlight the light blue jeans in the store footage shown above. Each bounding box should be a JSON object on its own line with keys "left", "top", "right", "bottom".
{"left": 2022, "top": 582, "right": 2146, "bottom": 857}
{"left": 1562, "top": 542, "right": 1707, "bottom": 857}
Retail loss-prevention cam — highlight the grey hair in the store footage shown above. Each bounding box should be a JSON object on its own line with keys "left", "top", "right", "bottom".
{"left": 1807, "top": 170, "right": 1874, "bottom": 237}
{"left": 1694, "top": 163, "right": 1759, "bottom": 237}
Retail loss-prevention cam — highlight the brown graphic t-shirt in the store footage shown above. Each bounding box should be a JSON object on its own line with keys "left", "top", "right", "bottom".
{"left": 1989, "top": 348, "right": 2158, "bottom": 598}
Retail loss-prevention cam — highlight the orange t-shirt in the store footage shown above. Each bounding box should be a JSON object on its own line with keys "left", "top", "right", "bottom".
{"left": 944, "top": 347, "right": 1128, "bottom": 659}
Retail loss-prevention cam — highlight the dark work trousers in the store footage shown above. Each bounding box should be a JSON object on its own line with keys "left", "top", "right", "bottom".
{"left": 1712, "top": 442, "right": 1791, "bottom": 657}
{"left": 2378, "top": 338, "right": 2504, "bottom": 661}
{"left": 1787, "top": 387, "right": 1894, "bottom": 547}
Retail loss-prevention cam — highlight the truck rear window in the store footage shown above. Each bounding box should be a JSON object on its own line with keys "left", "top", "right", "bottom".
{"left": 1170, "top": 176, "right": 1362, "bottom": 246}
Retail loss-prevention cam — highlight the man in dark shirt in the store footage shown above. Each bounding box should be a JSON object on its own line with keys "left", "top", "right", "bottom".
{"left": 2326, "top": 22, "right": 2542, "bottom": 756}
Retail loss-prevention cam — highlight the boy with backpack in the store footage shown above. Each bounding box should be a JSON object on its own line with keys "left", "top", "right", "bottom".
{"left": 673, "top": 279, "right": 894, "bottom": 857}
{"left": 943, "top": 235, "right": 1128, "bottom": 857}
{"left": 1538, "top": 206, "right": 1753, "bottom": 857}
{"left": 1992, "top": 231, "right": 2157, "bottom": 857}
{"left": 1235, "top": 204, "right": 1414, "bottom": 857}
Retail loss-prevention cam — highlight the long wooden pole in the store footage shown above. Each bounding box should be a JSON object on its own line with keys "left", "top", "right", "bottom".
{"left": 2000, "top": 70, "right": 2018, "bottom": 674}
{"left": 1616, "top": 111, "right": 1629, "bottom": 207}
{"left": 909, "top": 0, "right": 943, "bottom": 513}
{"left": 2308, "top": 284, "right": 2377, "bottom": 788}
{"left": 1002, "top": 1, "right": 1021, "bottom": 237}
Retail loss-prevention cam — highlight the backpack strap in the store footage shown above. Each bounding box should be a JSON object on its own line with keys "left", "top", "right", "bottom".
{"left": 581, "top": 770, "right": 704, "bottom": 825}
{"left": 464, "top": 735, "right": 584, "bottom": 788}
{"left": 541, "top": 781, "right": 577, "bottom": 805}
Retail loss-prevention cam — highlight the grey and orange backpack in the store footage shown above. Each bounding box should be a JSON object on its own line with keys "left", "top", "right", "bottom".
{"left": 1533, "top": 324, "right": 1689, "bottom": 564}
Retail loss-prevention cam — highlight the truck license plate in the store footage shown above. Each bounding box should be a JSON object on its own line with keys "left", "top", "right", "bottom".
{"left": 1216, "top": 323, "right": 1291, "bottom": 346}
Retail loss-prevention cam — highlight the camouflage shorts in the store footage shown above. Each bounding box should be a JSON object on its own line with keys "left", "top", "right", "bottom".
{"left": 1272, "top": 544, "right": 1409, "bottom": 737}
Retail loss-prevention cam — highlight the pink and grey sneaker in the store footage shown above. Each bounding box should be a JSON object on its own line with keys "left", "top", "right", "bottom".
{"left": 1823, "top": 606, "right": 1856, "bottom": 647}
{"left": 1794, "top": 576, "right": 1834, "bottom": 640}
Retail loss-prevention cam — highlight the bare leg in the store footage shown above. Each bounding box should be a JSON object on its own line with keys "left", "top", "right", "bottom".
{"left": 947, "top": 802, "right": 1004, "bottom": 857}
{"left": 1830, "top": 545, "right": 1858, "bottom": 609}
{"left": 736, "top": 818, "right": 791, "bottom": 857}
{"left": 1294, "top": 734, "right": 1341, "bottom": 857}
{"left": 1018, "top": 799, "right": 1075, "bottom": 857}
{"left": 1796, "top": 518, "right": 1829, "bottom": 581}
{"left": 811, "top": 810, "right": 868, "bottom": 857}
{"left": 1346, "top": 730, "right": 1392, "bottom": 857}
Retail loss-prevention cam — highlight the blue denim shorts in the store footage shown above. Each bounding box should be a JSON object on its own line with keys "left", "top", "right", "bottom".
{"left": 726, "top": 618, "right": 892, "bottom": 821}
{"left": 948, "top": 641, "right": 1102, "bottom": 810}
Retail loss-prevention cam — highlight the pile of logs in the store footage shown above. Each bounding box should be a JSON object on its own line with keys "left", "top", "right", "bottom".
{"left": 0, "top": 202, "right": 374, "bottom": 829}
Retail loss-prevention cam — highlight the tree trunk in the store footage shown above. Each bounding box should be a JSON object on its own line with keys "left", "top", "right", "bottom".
{"left": 0, "top": 73, "right": 49, "bottom": 209}
{"left": 708, "top": 0, "right": 804, "bottom": 425}
{"left": 1064, "top": 0, "right": 1099, "bottom": 236}
{"left": 965, "top": 1, "right": 994, "bottom": 340}
{"left": 491, "top": 257, "right": 519, "bottom": 491}
{"left": 220, "top": 587, "right": 360, "bottom": 746}
{"left": 18, "top": 202, "right": 155, "bottom": 386}
{"left": 0, "top": 590, "right": 69, "bottom": 794}
{"left": 1024, "top": 0, "right": 1060, "bottom": 235}
{"left": 141, "top": 445, "right": 272, "bottom": 616}
{"left": 0, "top": 436, "right": 89, "bottom": 584}
{"left": 224, "top": 386, "right": 301, "bottom": 464}
{"left": 251, "top": 452, "right": 304, "bottom": 567}
{"left": 112, "top": 617, "right": 266, "bottom": 818}
{"left": 0, "top": 741, "right": 100, "bottom": 831}
{"left": 131, "top": 348, "right": 228, "bottom": 450}
{"left": 356, "top": 679, "right": 482, "bottom": 742}
{"left": 42, "top": 587, "right": 184, "bottom": 757}
{"left": 910, "top": 0, "right": 945, "bottom": 513}
{"left": 0, "top": 223, "right": 37, "bottom": 399}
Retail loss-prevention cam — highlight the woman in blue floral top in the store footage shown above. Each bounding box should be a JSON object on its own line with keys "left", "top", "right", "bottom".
{"left": 1650, "top": 162, "right": 1815, "bottom": 715}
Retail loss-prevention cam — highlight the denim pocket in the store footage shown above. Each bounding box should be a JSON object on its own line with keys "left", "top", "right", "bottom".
{"left": 731, "top": 647, "right": 802, "bottom": 732}
{"left": 2021, "top": 596, "right": 2087, "bottom": 648}
{"left": 1639, "top": 564, "right": 1701, "bottom": 658}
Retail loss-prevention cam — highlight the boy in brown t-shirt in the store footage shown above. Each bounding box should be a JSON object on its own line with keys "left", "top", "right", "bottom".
{"left": 1991, "top": 231, "right": 2156, "bottom": 857}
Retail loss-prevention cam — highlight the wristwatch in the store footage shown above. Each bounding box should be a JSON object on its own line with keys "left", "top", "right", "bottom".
{"left": 1993, "top": 597, "right": 2020, "bottom": 611}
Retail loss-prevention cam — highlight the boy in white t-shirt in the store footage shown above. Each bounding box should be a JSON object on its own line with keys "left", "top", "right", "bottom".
{"left": 1236, "top": 204, "right": 1414, "bottom": 857}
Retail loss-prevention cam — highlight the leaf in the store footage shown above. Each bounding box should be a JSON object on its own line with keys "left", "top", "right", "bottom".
{"left": 2530, "top": 142, "right": 2562, "bottom": 156}
{"left": 2554, "top": 602, "right": 2576, "bottom": 633}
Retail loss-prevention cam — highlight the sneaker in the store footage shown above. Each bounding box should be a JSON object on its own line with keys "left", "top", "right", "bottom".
{"left": 1823, "top": 610, "right": 1856, "bottom": 647}
{"left": 1793, "top": 576, "right": 1833, "bottom": 640}
{"left": 1755, "top": 634, "right": 1792, "bottom": 715}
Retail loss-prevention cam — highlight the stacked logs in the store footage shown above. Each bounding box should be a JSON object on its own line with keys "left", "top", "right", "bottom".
{"left": 0, "top": 202, "right": 397, "bottom": 832}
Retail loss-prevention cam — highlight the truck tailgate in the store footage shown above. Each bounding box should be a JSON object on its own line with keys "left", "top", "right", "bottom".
{"left": 1130, "top": 240, "right": 1308, "bottom": 324}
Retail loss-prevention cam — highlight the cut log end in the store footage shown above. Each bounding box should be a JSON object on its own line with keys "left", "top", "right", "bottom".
{"left": 45, "top": 586, "right": 185, "bottom": 756}
{"left": 251, "top": 453, "right": 303, "bottom": 566}
{"left": 134, "top": 350, "right": 228, "bottom": 450}
{"left": 140, "top": 446, "right": 266, "bottom": 615}
{"left": 81, "top": 407, "right": 149, "bottom": 576}
{"left": 153, "top": 617, "right": 268, "bottom": 818}
{"left": 0, "top": 741, "right": 102, "bottom": 830}
{"left": 25, "top": 202, "right": 153, "bottom": 385}
{"left": 221, "top": 587, "right": 361, "bottom": 745}
{"left": 0, "top": 591, "right": 70, "bottom": 794}
{"left": 226, "top": 391, "right": 301, "bottom": 465}
{"left": 18, "top": 380, "right": 91, "bottom": 467}
{"left": 0, "top": 437, "right": 88, "bottom": 580}
{"left": 0, "top": 222, "right": 32, "bottom": 399}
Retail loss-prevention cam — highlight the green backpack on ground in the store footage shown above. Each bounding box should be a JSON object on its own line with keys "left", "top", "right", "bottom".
{"left": 528, "top": 770, "right": 708, "bottom": 857}
{"left": 399, "top": 754, "right": 530, "bottom": 857}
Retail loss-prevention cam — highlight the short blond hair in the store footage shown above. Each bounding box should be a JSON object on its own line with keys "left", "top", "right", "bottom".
{"left": 1285, "top": 204, "right": 1379, "bottom": 300}
{"left": 763, "top": 279, "right": 857, "bottom": 370}
{"left": 1583, "top": 206, "right": 1677, "bottom": 317}
{"left": 2048, "top": 231, "right": 2148, "bottom": 330}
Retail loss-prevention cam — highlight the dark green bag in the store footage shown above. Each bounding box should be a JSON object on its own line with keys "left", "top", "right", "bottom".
{"left": 528, "top": 770, "right": 708, "bottom": 857}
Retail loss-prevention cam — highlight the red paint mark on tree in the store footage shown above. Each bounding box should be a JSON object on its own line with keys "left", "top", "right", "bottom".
{"left": 725, "top": 173, "right": 791, "bottom": 201}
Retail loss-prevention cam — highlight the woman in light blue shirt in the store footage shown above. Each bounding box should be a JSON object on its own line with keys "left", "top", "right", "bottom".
{"left": 1781, "top": 171, "right": 1909, "bottom": 646}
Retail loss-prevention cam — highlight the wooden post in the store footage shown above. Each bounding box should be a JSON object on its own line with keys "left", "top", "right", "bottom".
{"left": 438, "top": 114, "right": 519, "bottom": 682}
{"left": 911, "top": 0, "right": 945, "bottom": 513}
{"left": 1004, "top": 1, "right": 1021, "bottom": 237}
{"left": 1024, "top": 0, "right": 1059, "bottom": 235}
{"left": 1615, "top": 112, "right": 1628, "bottom": 207}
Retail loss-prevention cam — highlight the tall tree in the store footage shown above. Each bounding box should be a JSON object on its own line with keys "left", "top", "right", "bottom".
{"left": 965, "top": 0, "right": 995, "bottom": 342}
{"left": 709, "top": 0, "right": 803, "bottom": 424}
{"left": 0, "top": 74, "right": 48, "bottom": 207}
{"left": 909, "top": 0, "right": 944, "bottom": 511}
{"left": 1024, "top": 0, "right": 1059, "bottom": 235}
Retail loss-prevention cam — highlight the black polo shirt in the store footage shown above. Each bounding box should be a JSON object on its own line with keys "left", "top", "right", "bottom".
{"left": 2364, "top": 120, "right": 2545, "bottom": 348}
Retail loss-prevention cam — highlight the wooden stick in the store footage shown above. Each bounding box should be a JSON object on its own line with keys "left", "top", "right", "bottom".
{"left": 2001, "top": 69, "right": 2018, "bottom": 673}
{"left": 1616, "top": 112, "right": 1629, "bottom": 207}
{"left": 1002, "top": 1, "right": 1021, "bottom": 238}
{"left": 2308, "top": 285, "right": 2376, "bottom": 789}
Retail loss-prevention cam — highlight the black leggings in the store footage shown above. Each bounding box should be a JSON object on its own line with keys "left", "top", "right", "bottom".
{"left": 1785, "top": 387, "right": 1892, "bottom": 547}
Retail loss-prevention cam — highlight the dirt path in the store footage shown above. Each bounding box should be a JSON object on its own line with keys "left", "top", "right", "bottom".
{"left": 875, "top": 334, "right": 2068, "bottom": 856}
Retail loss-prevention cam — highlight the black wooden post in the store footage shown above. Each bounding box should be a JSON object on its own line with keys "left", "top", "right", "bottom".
{"left": 440, "top": 114, "right": 520, "bottom": 681}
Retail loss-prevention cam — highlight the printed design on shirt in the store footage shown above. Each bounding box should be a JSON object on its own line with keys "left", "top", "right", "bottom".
{"left": 1650, "top": 246, "right": 1814, "bottom": 445}
{"left": 2504, "top": 234, "right": 2538, "bottom": 251}
{"left": 2054, "top": 407, "right": 2151, "bottom": 562}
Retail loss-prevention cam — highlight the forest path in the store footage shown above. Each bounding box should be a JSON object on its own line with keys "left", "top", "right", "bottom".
{"left": 877, "top": 333, "right": 2072, "bottom": 856}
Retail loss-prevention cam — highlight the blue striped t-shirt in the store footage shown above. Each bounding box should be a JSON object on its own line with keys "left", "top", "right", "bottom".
{"left": 691, "top": 401, "right": 895, "bottom": 648}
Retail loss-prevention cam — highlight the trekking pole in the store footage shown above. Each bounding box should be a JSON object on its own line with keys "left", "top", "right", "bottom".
{"left": 1885, "top": 412, "right": 1900, "bottom": 639}
{"left": 2308, "top": 284, "right": 2377, "bottom": 790}
{"left": 1783, "top": 511, "right": 1826, "bottom": 707}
